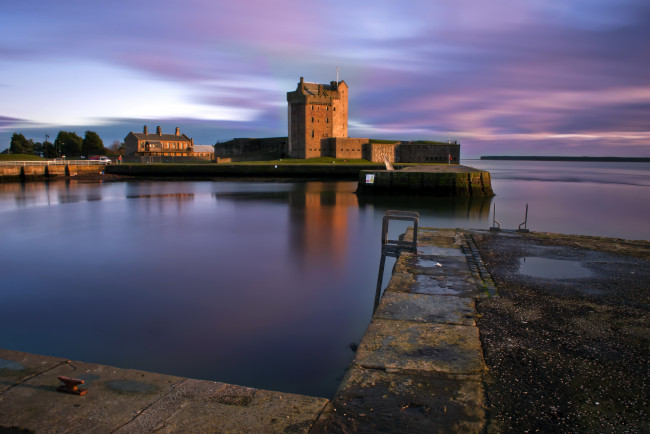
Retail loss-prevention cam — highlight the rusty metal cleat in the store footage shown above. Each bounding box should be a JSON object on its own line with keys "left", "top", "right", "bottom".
{"left": 57, "top": 376, "right": 87, "bottom": 396}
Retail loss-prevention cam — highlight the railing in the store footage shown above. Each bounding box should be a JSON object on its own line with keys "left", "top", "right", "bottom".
{"left": 374, "top": 210, "right": 420, "bottom": 312}
{"left": 0, "top": 160, "right": 108, "bottom": 166}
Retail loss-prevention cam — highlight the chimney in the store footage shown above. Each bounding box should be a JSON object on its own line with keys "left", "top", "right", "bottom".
{"left": 143, "top": 125, "right": 148, "bottom": 134}
{"left": 175, "top": 127, "right": 180, "bottom": 136}
{"left": 300, "top": 76, "right": 304, "bottom": 83}
{"left": 156, "top": 126, "right": 162, "bottom": 135}
{"left": 318, "top": 84, "right": 323, "bottom": 94}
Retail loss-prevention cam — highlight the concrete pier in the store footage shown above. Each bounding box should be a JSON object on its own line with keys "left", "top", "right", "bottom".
{"left": 356, "top": 166, "right": 494, "bottom": 197}
{"left": 0, "top": 163, "right": 106, "bottom": 181}
{"left": 313, "top": 228, "right": 493, "bottom": 432}
{"left": 0, "top": 349, "right": 328, "bottom": 433}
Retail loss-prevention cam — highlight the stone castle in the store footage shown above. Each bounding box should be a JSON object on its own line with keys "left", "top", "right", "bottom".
{"left": 287, "top": 77, "right": 349, "bottom": 158}
{"left": 215, "top": 77, "right": 460, "bottom": 164}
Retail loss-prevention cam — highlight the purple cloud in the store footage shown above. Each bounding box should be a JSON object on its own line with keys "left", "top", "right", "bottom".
{"left": 0, "top": 0, "right": 649, "bottom": 156}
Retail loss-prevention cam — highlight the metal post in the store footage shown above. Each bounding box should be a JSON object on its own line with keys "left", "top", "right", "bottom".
{"left": 518, "top": 203, "right": 529, "bottom": 232}
{"left": 490, "top": 202, "right": 501, "bottom": 231}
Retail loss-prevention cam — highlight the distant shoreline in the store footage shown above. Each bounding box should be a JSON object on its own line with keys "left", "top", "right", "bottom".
{"left": 480, "top": 156, "right": 650, "bottom": 162}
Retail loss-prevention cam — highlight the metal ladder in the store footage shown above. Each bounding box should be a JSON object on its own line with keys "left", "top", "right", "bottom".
{"left": 374, "top": 210, "right": 419, "bottom": 312}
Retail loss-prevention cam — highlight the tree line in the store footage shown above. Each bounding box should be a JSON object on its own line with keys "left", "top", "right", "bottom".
{"left": 9, "top": 131, "right": 123, "bottom": 158}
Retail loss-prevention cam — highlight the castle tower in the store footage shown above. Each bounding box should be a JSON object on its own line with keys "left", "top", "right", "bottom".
{"left": 287, "top": 77, "right": 348, "bottom": 159}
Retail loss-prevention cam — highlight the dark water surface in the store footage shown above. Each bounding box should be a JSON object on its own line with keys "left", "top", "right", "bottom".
{"left": 0, "top": 161, "right": 648, "bottom": 397}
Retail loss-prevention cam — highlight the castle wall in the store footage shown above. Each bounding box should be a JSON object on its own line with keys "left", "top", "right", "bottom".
{"left": 363, "top": 142, "right": 400, "bottom": 163}
{"left": 289, "top": 105, "right": 305, "bottom": 158}
{"left": 214, "top": 137, "right": 287, "bottom": 161}
{"left": 331, "top": 82, "right": 348, "bottom": 138}
{"left": 305, "top": 102, "right": 334, "bottom": 158}
{"left": 287, "top": 78, "right": 348, "bottom": 159}
{"left": 322, "top": 137, "right": 368, "bottom": 159}
{"left": 397, "top": 144, "right": 460, "bottom": 164}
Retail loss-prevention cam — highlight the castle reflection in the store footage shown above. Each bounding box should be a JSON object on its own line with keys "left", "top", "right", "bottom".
{"left": 214, "top": 181, "right": 493, "bottom": 272}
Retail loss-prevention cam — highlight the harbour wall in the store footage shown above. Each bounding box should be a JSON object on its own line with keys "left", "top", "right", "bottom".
{"left": 0, "top": 163, "right": 106, "bottom": 181}
{"left": 107, "top": 163, "right": 387, "bottom": 179}
{"left": 357, "top": 169, "right": 494, "bottom": 197}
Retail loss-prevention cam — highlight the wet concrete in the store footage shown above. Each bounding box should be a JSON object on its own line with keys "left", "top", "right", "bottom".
{"left": 471, "top": 230, "right": 649, "bottom": 432}
{"left": 0, "top": 349, "right": 328, "bottom": 433}
{"left": 313, "top": 228, "right": 492, "bottom": 433}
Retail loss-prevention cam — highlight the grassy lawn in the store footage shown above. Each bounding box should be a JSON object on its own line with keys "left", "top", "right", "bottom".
{"left": 0, "top": 154, "right": 46, "bottom": 161}
{"left": 225, "top": 157, "right": 382, "bottom": 165}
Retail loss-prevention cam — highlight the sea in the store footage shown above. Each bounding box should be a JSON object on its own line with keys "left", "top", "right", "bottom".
{"left": 0, "top": 159, "right": 648, "bottom": 397}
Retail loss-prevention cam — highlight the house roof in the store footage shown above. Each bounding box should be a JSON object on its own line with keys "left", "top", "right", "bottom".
{"left": 130, "top": 132, "right": 192, "bottom": 142}
{"left": 192, "top": 145, "right": 214, "bottom": 153}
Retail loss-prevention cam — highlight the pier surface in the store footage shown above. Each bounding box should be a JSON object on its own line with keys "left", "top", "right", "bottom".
{"left": 1, "top": 229, "right": 648, "bottom": 432}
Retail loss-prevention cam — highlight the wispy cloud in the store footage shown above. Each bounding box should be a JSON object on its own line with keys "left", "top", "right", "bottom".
{"left": 1, "top": 0, "right": 648, "bottom": 156}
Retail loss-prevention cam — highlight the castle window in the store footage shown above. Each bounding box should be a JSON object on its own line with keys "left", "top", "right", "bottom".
{"left": 326, "top": 117, "right": 329, "bottom": 123}
{"left": 311, "top": 130, "right": 314, "bottom": 138}
{"left": 312, "top": 117, "right": 314, "bottom": 122}
{"left": 311, "top": 105, "right": 314, "bottom": 110}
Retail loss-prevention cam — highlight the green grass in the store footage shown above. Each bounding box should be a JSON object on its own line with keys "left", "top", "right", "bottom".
{"left": 369, "top": 139, "right": 454, "bottom": 146}
{"left": 369, "top": 139, "right": 400, "bottom": 144}
{"left": 0, "top": 154, "right": 45, "bottom": 161}
{"left": 410, "top": 140, "right": 451, "bottom": 145}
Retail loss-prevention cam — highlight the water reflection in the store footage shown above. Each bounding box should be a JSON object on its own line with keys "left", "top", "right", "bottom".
{"left": 357, "top": 194, "right": 493, "bottom": 219}
{"left": 1, "top": 164, "right": 646, "bottom": 398}
{"left": 518, "top": 257, "right": 593, "bottom": 279}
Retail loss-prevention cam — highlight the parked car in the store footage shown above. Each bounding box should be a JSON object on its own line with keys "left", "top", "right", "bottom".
{"left": 89, "top": 156, "right": 112, "bottom": 164}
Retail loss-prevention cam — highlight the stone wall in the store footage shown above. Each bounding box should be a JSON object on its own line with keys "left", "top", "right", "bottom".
{"left": 397, "top": 143, "right": 460, "bottom": 164}
{"left": 357, "top": 169, "right": 494, "bottom": 197}
{"left": 213, "top": 138, "right": 286, "bottom": 162}
{"left": 321, "top": 137, "right": 368, "bottom": 159}
{"left": 286, "top": 78, "right": 348, "bottom": 158}
{"left": 363, "top": 142, "right": 400, "bottom": 163}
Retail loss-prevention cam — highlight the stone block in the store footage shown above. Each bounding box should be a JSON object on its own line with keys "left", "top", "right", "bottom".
{"left": 0, "top": 349, "right": 64, "bottom": 393}
{"left": 353, "top": 320, "right": 485, "bottom": 377}
{"left": 313, "top": 368, "right": 485, "bottom": 433}
{"left": 0, "top": 359, "right": 185, "bottom": 433}
{"left": 375, "top": 291, "right": 476, "bottom": 326}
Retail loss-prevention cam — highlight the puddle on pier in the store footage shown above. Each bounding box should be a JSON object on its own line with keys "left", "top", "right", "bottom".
{"left": 417, "top": 246, "right": 464, "bottom": 257}
{"left": 518, "top": 257, "right": 593, "bottom": 279}
{"left": 416, "top": 259, "right": 442, "bottom": 268}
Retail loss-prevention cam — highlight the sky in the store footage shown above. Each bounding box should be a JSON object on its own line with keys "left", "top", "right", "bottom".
{"left": 1, "top": 0, "right": 649, "bottom": 158}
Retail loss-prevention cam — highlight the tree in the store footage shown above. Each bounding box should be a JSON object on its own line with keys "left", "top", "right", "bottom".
{"left": 33, "top": 141, "right": 43, "bottom": 156}
{"left": 42, "top": 141, "right": 55, "bottom": 158}
{"left": 108, "top": 140, "right": 124, "bottom": 155}
{"left": 54, "top": 131, "right": 82, "bottom": 157}
{"left": 10, "top": 133, "right": 34, "bottom": 154}
{"left": 82, "top": 130, "right": 105, "bottom": 156}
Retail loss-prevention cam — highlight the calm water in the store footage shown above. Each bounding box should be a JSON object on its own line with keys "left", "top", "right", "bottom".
{"left": 1, "top": 161, "right": 648, "bottom": 397}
